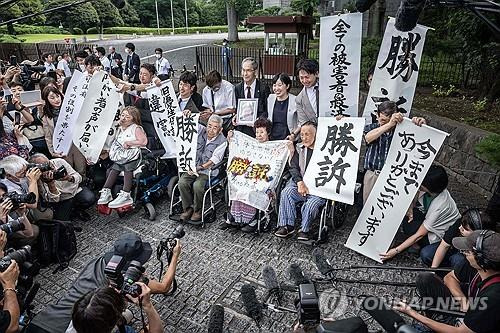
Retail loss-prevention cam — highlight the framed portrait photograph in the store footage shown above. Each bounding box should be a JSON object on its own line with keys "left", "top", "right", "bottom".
{"left": 236, "top": 98, "right": 258, "bottom": 126}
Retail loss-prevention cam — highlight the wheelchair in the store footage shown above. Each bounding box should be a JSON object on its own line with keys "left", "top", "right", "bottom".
{"left": 168, "top": 158, "right": 228, "bottom": 227}
{"left": 273, "top": 169, "right": 351, "bottom": 244}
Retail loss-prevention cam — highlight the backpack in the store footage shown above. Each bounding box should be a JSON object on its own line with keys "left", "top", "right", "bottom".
{"left": 37, "top": 219, "right": 79, "bottom": 273}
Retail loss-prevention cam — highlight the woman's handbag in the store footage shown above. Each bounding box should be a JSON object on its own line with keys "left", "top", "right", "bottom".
{"left": 109, "top": 140, "right": 140, "bottom": 165}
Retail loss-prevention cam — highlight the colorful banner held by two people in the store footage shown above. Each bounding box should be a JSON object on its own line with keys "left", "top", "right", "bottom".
{"left": 345, "top": 118, "right": 448, "bottom": 263}
{"left": 147, "top": 80, "right": 179, "bottom": 158}
{"left": 175, "top": 113, "right": 199, "bottom": 173}
{"left": 72, "top": 71, "right": 120, "bottom": 164}
{"left": 227, "top": 132, "right": 290, "bottom": 211}
{"left": 303, "top": 117, "right": 364, "bottom": 205}
{"left": 319, "top": 13, "right": 362, "bottom": 117}
{"left": 362, "top": 18, "right": 430, "bottom": 122}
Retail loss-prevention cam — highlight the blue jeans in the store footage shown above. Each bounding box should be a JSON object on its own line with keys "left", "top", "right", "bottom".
{"left": 420, "top": 243, "right": 466, "bottom": 268}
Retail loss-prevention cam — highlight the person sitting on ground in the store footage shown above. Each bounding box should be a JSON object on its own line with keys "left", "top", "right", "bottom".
{"left": 178, "top": 114, "right": 227, "bottom": 224}
{"left": 424, "top": 208, "right": 493, "bottom": 269}
{"left": 29, "top": 153, "right": 96, "bottom": 221}
{"left": 97, "top": 106, "right": 147, "bottom": 209}
{"left": 363, "top": 101, "right": 426, "bottom": 203}
{"left": 200, "top": 70, "right": 236, "bottom": 125}
{"left": 41, "top": 86, "right": 87, "bottom": 177}
{"left": 177, "top": 71, "right": 204, "bottom": 114}
{"left": 380, "top": 165, "right": 461, "bottom": 262}
{"left": 266, "top": 73, "right": 298, "bottom": 141}
{"left": 395, "top": 230, "right": 500, "bottom": 333}
{"left": 274, "top": 121, "right": 326, "bottom": 241}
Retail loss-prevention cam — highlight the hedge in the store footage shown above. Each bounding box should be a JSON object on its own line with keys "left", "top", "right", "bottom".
{"left": 0, "top": 24, "right": 70, "bottom": 35}
{"left": 87, "top": 25, "right": 253, "bottom": 35}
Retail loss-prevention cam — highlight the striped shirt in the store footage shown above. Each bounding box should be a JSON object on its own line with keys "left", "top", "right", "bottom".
{"left": 363, "top": 123, "right": 393, "bottom": 171}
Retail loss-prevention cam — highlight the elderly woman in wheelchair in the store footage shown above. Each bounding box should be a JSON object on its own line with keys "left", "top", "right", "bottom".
{"left": 274, "top": 121, "right": 326, "bottom": 241}
{"left": 177, "top": 113, "right": 227, "bottom": 224}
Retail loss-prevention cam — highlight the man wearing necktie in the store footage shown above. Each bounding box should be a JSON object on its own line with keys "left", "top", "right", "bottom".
{"left": 234, "top": 57, "right": 271, "bottom": 137}
{"left": 294, "top": 59, "right": 320, "bottom": 138}
{"left": 123, "top": 42, "right": 140, "bottom": 84}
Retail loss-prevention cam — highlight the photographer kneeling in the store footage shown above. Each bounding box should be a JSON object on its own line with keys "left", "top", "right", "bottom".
{"left": 28, "top": 154, "right": 95, "bottom": 221}
{"left": 0, "top": 230, "right": 21, "bottom": 333}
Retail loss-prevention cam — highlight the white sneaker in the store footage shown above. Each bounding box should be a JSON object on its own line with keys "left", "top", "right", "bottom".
{"left": 108, "top": 190, "right": 133, "bottom": 209}
{"left": 97, "top": 188, "right": 113, "bottom": 205}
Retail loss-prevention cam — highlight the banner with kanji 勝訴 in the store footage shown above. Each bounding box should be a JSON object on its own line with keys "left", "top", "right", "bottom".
{"left": 303, "top": 117, "right": 364, "bottom": 204}
{"left": 175, "top": 112, "right": 199, "bottom": 173}
{"left": 72, "top": 71, "right": 120, "bottom": 163}
{"left": 362, "top": 18, "right": 430, "bottom": 122}
{"left": 147, "top": 80, "right": 179, "bottom": 158}
{"left": 319, "top": 13, "right": 362, "bottom": 117}
{"left": 227, "top": 131, "right": 290, "bottom": 211}
{"left": 53, "top": 70, "right": 88, "bottom": 155}
{"left": 345, "top": 118, "right": 448, "bottom": 263}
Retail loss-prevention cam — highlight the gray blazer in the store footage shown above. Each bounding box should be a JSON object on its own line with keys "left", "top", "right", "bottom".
{"left": 267, "top": 93, "right": 298, "bottom": 135}
{"left": 295, "top": 87, "right": 317, "bottom": 126}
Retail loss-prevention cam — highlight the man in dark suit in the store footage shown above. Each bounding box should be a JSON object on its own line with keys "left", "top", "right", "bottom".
{"left": 234, "top": 57, "right": 271, "bottom": 137}
{"left": 107, "top": 46, "right": 123, "bottom": 79}
{"left": 123, "top": 42, "right": 140, "bottom": 84}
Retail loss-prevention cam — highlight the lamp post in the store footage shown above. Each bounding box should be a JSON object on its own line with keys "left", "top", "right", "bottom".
{"left": 155, "top": 0, "right": 160, "bottom": 35}
{"left": 170, "top": 0, "right": 175, "bottom": 34}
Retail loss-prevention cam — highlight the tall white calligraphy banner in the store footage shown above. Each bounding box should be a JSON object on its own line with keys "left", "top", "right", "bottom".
{"left": 345, "top": 118, "right": 448, "bottom": 262}
{"left": 53, "top": 71, "right": 88, "bottom": 155}
{"left": 319, "top": 13, "right": 362, "bottom": 117}
{"left": 362, "top": 18, "right": 430, "bottom": 122}
{"left": 73, "top": 71, "right": 120, "bottom": 163}
{"left": 227, "top": 132, "right": 289, "bottom": 211}
{"left": 104, "top": 95, "right": 125, "bottom": 151}
{"left": 147, "top": 80, "right": 179, "bottom": 158}
{"left": 303, "top": 117, "right": 364, "bottom": 204}
{"left": 175, "top": 113, "right": 199, "bottom": 173}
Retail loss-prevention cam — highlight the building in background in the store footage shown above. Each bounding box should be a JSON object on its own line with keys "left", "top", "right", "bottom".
{"left": 263, "top": 0, "right": 292, "bottom": 9}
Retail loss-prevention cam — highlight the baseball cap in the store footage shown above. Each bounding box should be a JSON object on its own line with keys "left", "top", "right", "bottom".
{"left": 452, "top": 230, "right": 500, "bottom": 262}
{"left": 103, "top": 233, "right": 152, "bottom": 268}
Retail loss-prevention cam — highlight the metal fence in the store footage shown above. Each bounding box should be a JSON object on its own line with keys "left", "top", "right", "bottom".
{"left": 0, "top": 42, "right": 96, "bottom": 63}
{"left": 195, "top": 45, "right": 481, "bottom": 89}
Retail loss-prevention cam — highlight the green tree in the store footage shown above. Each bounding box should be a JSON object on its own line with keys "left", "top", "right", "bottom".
{"left": 290, "top": 0, "right": 319, "bottom": 15}
{"left": 0, "top": 0, "right": 45, "bottom": 34}
{"left": 121, "top": 1, "right": 140, "bottom": 26}
{"left": 92, "top": 0, "right": 124, "bottom": 28}
{"left": 45, "top": 0, "right": 99, "bottom": 33}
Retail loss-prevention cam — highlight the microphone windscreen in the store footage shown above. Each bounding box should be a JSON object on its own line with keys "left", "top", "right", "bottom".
{"left": 207, "top": 304, "right": 224, "bottom": 333}
{"left": 240, "top": 284, "right": 263, "bottom": 321}
{"left": 312, "top": 248, "right": 333, "bottom": 276}
{"left": 362, "top": 296, "right": 405, "bottom": 333}
{"left": 394, "top": 0, "right": 426, "bottom": 32}
{"left": 355, "top": 0, "right": 378, "bottom": 12}
{"left": 288, "top": 263, "right": 309, "bottom": 285}
{"left": 262, "top": 266, "right": 280, "bottom": 290}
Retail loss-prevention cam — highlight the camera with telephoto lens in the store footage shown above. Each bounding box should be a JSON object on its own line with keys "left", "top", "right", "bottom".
{"left": 104, "top": 255, "right": 147, "bottom": 298}
{"left": 0, "top": 219, "right": 25, "bottom": 235}
{"left": 27, "top": 163, "right": 51, "bottom": 172}
{"left": 52, "top": 165, "right": 68, "bottom": 181}
{"left": 0, "top": 192, "right": 36, "bottom": 211}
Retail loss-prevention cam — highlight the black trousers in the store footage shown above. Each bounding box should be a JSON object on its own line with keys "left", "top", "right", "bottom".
{"left": 52, "top": 187, "right": 96, "bottom": 221}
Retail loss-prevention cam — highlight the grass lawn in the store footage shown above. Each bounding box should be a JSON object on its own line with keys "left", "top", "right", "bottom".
{"left": 17, "top": 34, "right": 101, "bottom": 43}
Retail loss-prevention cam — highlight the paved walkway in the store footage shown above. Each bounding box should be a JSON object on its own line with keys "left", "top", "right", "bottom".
{"left": 31, "top": 177, "right": 487, "bottom": 332}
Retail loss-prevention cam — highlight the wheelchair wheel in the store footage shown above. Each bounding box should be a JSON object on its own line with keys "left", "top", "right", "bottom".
{"left": 144, "top": 202, "right": 156, "bottom": 221}
{"left": 333, "top": 202, "right": 349, "bottom": 228}
{"left": 319, "top": 225, "right": 329, "bottom": 243}
{"left": 167, "top": 176, "right": 178, "bottom": 199}
{"left": 204, "top": 209, "right": 216, "bottom": 223}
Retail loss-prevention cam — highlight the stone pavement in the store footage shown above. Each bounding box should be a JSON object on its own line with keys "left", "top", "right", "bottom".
{"left": 31, "top": 177, "right": 488, "bottom": 332}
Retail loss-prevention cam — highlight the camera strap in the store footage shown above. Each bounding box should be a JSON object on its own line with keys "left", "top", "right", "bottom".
{"left": 139, "top": 297, "right": 149, "bottom": 333}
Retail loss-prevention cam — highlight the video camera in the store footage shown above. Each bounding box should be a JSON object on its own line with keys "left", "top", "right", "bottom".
{"left": 0, "top": 192, "right": 36, "bottom": 211}
{"left": 104, "top": 255, "right": 148, "bottom": 298}
{"left": 0, "top": 219, "right": 25, "bottom": 235}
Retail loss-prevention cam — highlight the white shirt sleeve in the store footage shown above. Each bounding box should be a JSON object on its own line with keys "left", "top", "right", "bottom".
{"left": 209, "top": 141, "right": 227, "bottom": 166}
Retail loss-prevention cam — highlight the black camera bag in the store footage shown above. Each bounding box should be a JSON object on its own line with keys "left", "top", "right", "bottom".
{"left": 37, "top": 219, "right": 79, "bottom": 272}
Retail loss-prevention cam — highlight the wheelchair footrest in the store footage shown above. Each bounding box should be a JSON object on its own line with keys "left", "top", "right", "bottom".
{"left": 116, "top": 205, "right": 134, "bottom": 214}
{"left": 97, "top": 204, "right": 112, "bottom": 215}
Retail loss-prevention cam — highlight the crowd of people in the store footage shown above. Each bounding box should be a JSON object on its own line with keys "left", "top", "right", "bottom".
{"left": 0, "top": 40, "right": 498, "bottom": 333}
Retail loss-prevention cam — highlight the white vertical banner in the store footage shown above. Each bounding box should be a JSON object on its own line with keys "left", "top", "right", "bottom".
{"left": 175, "top": 112, "right": 199, "bottom": 173}
{"left": 362, "top": 18, "right": 430, "bottom": 122}
{"left": 303, "top": 117, "right": 364, "bottom": 204}
{"left": 345, "top": 118, "right": 448, "bottom": 262}
{"left": 53, "top": 71, "right": 89, "bottom": 155}
{"left": 319, "top": 13, "right": 363, "bottom": 117}
{"left": 103, "top": 94, "right": 125, "bottom": 151}
{"left": 73, "top": 71, "right": 120, "bottom": 163}
{"left": 147, "top": 80, "right": 179, "bottom": 158}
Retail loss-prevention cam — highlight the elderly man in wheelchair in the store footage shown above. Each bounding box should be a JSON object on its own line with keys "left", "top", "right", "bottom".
{"left": 274, "top": 121, "right": 326, "bottom": 242}
{"left": 177, "top": 113, "right": 227, "bottom": 224}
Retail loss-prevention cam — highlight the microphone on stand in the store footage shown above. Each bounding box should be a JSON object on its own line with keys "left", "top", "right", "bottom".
{"left": 206, "top": 304, "right": 224, "bottom": 333}
{"left": 262, "top": 265, "right": 283, "bottom": 305}
{"left": 240, "top": 284, "right": 263, "bottom": 327}
{"left": 288, "top": 263, "right": 309, "bottom": 286}
{"left": 312, "top": 248, "right": 335, "bottom": 279}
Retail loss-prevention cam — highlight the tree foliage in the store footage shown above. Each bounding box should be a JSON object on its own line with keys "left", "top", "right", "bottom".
{"left": 92, "top": 0, "right": 124, "bottom": 28}
{"left": 121, "top": 1, "right": 140, "bottom": 27}
{"left": 290, "top": 0, "right": 319, "bottom": 15}
{"left": 44, "top": 0, "right": 99, "bottom": 33}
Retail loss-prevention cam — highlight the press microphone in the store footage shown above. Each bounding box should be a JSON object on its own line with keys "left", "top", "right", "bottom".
{"left": 312, "top": 248, "right": 335, "bottom": 279}
{"left": 355, "top": 0, "right": 378, "bottom": 12}
{"left": 240, "top": 284, "right": 263, "bottom": 325}
{"left": 207, "top": 304, "right": 224, "bottom": 333}
{"left": 288, "top": 263, "right": 309, "bottom": 285}
{"left": 362, "top": 296, "right": 406, "bottom": 333}
{"left": 262, "top": 266, "right": 283, "bottom": 305}
{"left": 394, "top": 0, "right": 426, "bottom": 32}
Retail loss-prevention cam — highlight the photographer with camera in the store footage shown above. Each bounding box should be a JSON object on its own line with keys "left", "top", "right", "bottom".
{"left": 28, "top": 153, "right": 95, "bottom": 221}
{"left": 69, "top": 283, "right": 163, "bottom": 333}
{"left": 0, "top": 252, "right": 20, "bottom": 333}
